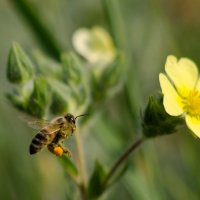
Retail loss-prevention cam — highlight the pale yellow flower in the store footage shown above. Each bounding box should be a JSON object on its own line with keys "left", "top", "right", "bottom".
{"left": 72, "top": 26, "right": 116, "bottom": 66}
{"left": 159, "top": 55, "right": 200, "bottom": 138}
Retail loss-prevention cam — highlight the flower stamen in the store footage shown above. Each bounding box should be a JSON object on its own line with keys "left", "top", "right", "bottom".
{"left": 182, "top": 89, "right": 200, "bottom": 118}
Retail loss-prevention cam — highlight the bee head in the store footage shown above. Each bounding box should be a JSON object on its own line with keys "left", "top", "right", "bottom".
{"left": 64, "top": 113, "right": 76, "bottom": 124}
{"left": 64, "top": 113, "right": 89, "bottom": 125}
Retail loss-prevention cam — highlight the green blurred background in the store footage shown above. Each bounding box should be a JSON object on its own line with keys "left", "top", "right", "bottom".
{"left": 0, "top": 0, "right": 200, "bottom": 199}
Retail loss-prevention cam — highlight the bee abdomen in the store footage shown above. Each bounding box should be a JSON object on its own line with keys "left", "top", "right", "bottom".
{"left": 29, "top": 130, "right": 49, "bottom": 155}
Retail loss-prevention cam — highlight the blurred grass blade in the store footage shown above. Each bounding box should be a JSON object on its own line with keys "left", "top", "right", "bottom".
{"left": 101, "top": 0, "right": 125, "bottom": 50}
{"left": 10, "top": 0, "right": 63, "bottom": 60}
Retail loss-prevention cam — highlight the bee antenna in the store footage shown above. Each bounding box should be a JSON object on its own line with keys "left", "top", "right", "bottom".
{"left": 75, "top": 113, "right": 89, "bottom": 120}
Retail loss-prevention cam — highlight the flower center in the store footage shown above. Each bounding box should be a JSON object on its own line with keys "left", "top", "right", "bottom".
{"left": 182, "top": 89, "right": 200, "bottom": 118}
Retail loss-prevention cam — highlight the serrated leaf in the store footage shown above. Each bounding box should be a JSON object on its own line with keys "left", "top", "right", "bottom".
{"left": 59, "top": 155, "right": 78, "bottom": 178}
{"left": 87, "top": 161, "right": 107, "bottom": 199}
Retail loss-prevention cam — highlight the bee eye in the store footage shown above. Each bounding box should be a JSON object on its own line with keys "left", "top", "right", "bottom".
{"left": 71, "top": 118, "right": 75, "bottom": 124}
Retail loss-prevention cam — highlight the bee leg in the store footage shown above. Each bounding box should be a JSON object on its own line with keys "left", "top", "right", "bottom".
{"left": 60, "top": 145, "right": 72, "bottom": 157}
{"left": 47, "top": 143, "right": 56, "bottom": 154}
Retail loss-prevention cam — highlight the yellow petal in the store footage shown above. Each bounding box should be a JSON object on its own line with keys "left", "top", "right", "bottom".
{"left": 72, "top": 26, "right": 116, "bottom": 65}
{"left": 185, "top": 115, "right": 200, "bottom": 138}
{"left": 165, "top": 55, "right": 198, "bottom": 97}
{"left": 194, "top": 77, "right": 200, "bottom": 91}
{"left": 72, "top": 28, "right": 95, "bottom": 62}
{"left": 159, "top": 73, "right": 183, "bottom": 116}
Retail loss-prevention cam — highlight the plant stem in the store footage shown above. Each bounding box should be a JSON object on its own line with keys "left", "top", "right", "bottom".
{"left": 74, "top": 130, "right": 87, "bottom": 200}
{"left": 103, "top": 137, "right": 145, "bottom": 187}
{"left": 10, "top": 0, "right": 63, "bottom": 60}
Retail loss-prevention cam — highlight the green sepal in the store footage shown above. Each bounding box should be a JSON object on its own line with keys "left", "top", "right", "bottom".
{"left": 59, "top": 155, "right": 78, "bottom": 179}
{"left": 7, "top": 42, "right": 34, "bottom": 84}
{"left": 6, "top": 93, "right": 26, "bottom": 111}
{"left": 26, "top": 78, "right": 50, "bottom": 118}
{"left": 142, "top": 95, "right": 183, "bottom": 138}
{"left": 87, "top": 161, "right": 107, "bottom": 199}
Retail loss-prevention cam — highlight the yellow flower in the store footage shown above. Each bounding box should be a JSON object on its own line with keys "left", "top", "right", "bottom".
{"left": 159, "top": 55, "right": 200, "bottom": 138}
{"left": 72, "top": 26, "right": 116, "bottom": 66}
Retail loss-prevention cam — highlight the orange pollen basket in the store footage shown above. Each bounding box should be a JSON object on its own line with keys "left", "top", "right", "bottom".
{"left": 54, "top": 146, "right": 63, "bottom": 156}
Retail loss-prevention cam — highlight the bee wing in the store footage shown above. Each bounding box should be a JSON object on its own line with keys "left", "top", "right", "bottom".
{"left": 27, "top": 119, "right": 52, "bottom": 130}
{"left": 19, "top": 115, "right": 51, "bottom": 130}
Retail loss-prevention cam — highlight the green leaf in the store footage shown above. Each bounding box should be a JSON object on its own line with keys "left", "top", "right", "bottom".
{"left": 59, "top": 155, "right": 78, "bottom": 178}
{"left": 7, "top": 42, "right": 34, "bottom": 83}
{"left": 87, "top": 161, "right": 107, "bottom": 199}
{"left": 142, "top": 95, "right": 183, "bottom": 138}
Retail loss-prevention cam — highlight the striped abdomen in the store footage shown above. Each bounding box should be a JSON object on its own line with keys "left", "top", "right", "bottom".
{"left": 29, "top": 129, "right": 51, "bottom": 154}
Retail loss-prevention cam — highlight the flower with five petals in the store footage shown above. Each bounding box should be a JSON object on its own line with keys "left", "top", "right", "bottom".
{"left": 159, "top": 55, "right": 200, "bottom": 138}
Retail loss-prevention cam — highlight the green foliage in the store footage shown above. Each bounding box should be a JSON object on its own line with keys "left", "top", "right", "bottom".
{"left": 3, "top": 0, "right": 200, "bottom": 200}
{"left": 142, "top": 95, "right": 183, "bottom": 138}
{"left": 59, "top": 156, "right": 78, "bottom": 179}
{"left": 87, "top": 161, "right": 107, "bottom": 199}
{"left": 6, "top": 40, "right": 124, "bottom": 118}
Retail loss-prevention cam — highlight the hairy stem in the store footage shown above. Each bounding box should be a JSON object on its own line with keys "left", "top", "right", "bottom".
{"left": 103, "top": 137, "right": 144, "bottom": 187}
{"left": 74, "top": 130, "right": 87, "bottom": 200}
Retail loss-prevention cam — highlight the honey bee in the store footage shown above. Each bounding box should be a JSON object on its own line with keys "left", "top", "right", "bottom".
{"left": 29, "top": 113, "right": 87, "bottom": 156}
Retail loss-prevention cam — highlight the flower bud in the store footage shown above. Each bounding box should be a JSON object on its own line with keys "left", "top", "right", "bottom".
{"left": 27, "top": 78, "right": 50, "bottom": 118}
{"left": 61, "top": 52, "right": 82, "bottom": 85}
{"left": 7, "top": 42, "right": 34, "bottom": 83}
{"left": 72, "top": 26, "right": 116, "bottom": 66}
{"left": 50, "top": 91, "right": 69, "bottom": 115}
{"left": 142, "top": 95, "right": 183, "bottom": 138}
{"left": 49, "top": 80, "right": 73, "bottom": 115}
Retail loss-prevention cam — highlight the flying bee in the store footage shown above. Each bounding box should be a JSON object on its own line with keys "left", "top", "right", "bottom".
{"left": 29, "top": 113, "right": 87, "bottom": 156}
